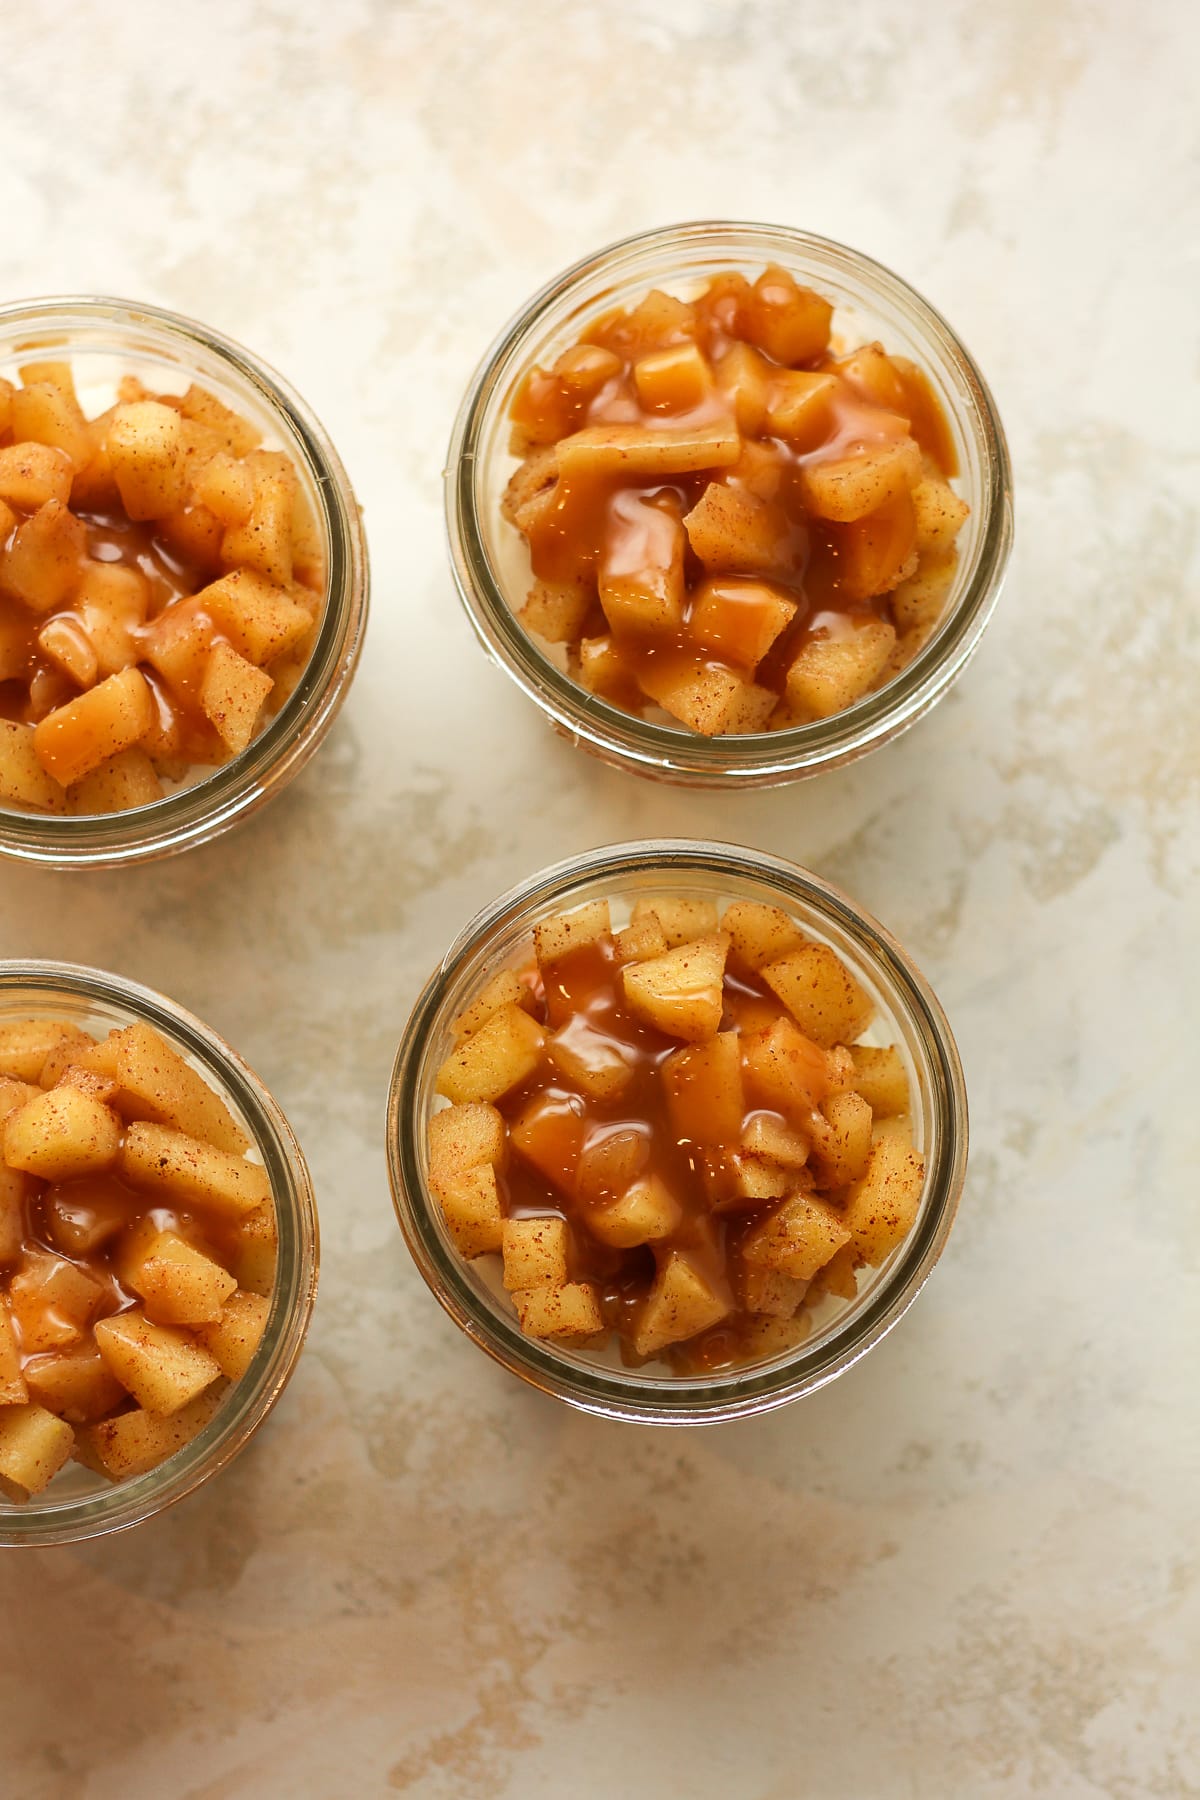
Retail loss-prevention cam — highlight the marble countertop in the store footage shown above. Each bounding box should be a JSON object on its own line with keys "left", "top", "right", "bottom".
{"left": 3, "top": 2, "right": 1197, "bottom": 1795}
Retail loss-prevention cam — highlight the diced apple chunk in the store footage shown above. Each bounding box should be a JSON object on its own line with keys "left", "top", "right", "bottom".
{"left": 745, "top": 267, "right": 833, "bottom": 365}
{"left": 75, "top": 1385, "right": 225, "bottom": 1482}
{"left": 546, "top": 1019, "right": 635, "bottom": 1102}
{"left": 112, "top": 1021, "right": 250, "bottom": 1153}
{"left": 621, "top": 933, "right": 729, "bottom": 1042}
{"left": 434, "top": 1004, "right": 546, "bottom": 1105}
{"left": 0, "top": 441, "right": 74, "bottom": 509}
{"left": 0, "top": 499, "right": 87, "bottom": 613}
{"left": 632, "top": 342, "right": 712, "bottom": 413}
{"left": 612, "top": 915, "right": 669, "bottom": 963}
{"left": 452, "top": 970, "right": 529, "bottom": 1042}
{"left": 761, "top": 943, "right": 874, "bottom": 1049}
{"left": 533, "top": 901, "right": 610, "bottom": 969}
{"left": 229, "top": 1201, "right": 278, "bottom": 1298}
{"left": 683, "top": 481, "right": 793, "bottom": 577}
{"left": 742, "top": 1192, "right": 851, "bottom": 1281}
{"left": 33, "top": 666, "right": 155, "bottom": 787}
{"left": 912, "top": 477, "right": 969, "bottom": 554}
{"left": 555, "top": 420, "right": 740, "bottom": 479}
{"left": 196, "top": 568, "right": 311, "bottom": 667}
{"left": 808, "top": 1091, "right": 874, "bottom": 1187}
{"left": 219, "top": 450, "right": 296, "bottom": 584}
{"left": 11, "top": 380, "right": 91, "bottom": 467}
{"left": 0, "top": 1300, "right": 27, "bottom": 1404}
{"left": 119, "top": 1121, "right": 270, "bottom": 1219}
{"left": 0, "top": 1018, "right": 86, "bottom": 1084}
{"left": 700, "top": 1149, "right": 792, "bottom": 1210}
{"left": 785, "top": 619, "right": 896, "bottom": 720}
{"left": 0, "top": 1402, "right": 74, "bottom": 1499}
{"left": 764, "top": 370, "right": 837, "bottom": 446}
{"left": 510, "top": 1093, "right": 584, "bottom": 1193}
{"left": 519, "top": 579, "right": 592, "bottom": 644}
{"left": 850, "top": 1045, "right": 910, "bottom": 1117}
{"left": 721, "top": 900, "right": 807, "bottom": 973}
{"left": 637, "top": 660, "right": 774, "bottom": 736}
{"left": 200, "top": 640, "right": 274, "bottom": 755}
{"left": 662, "top": 1032, "right": 744, "bottom": 1145}
{"left": 798, "top": 436, "right": 922, "bottom": 522}
{"left": 741, "top": 1016, "right": 831, "bottom": 1120}
{"left": 0, "top": 720, "right": 64, "bottom": 811}
{"left": 93, "top": 1309, "right": 221, "bottom": 1416}
{"left": 741, "top": 1113, "right": 810, "bottom": 1167}
{"left": 124, "top": 1228, "right": 238, "bottom": 1326}
{"left": 635, "top": 1251, "right": 731, "bottom": 1357}
{"left": 107, "top": 401, "right": 188, "bottom": 519}
{"left": 629, "top": 895, "right": 719, "bottom": 947}
{"left": 598, "top": 493, "right": 686, "bottom": 635}
{"left": 689, "top": 576, "right": 797, "bottom": 669}
{"left": 427, "top": 1102, "right": 507, "bottom": 1196}
{"left": 23, "top": 1346, "right": 126, "bottom": 1423}
{"left": 3, "top": 1085, "right": 120, "bottom": 1181}
{"left": 589, "top": 1174, "right": 681, "bottom": 1248}
{"left": 733, "top": 1255, "right": 809, "bottom": 1319}
{"left": 841, "top": 1133, "right": 925, "bottom": 1265}
{"left": 438, "top": 1163, "right": 504, "bottom": 1258}
{"left": 68, "top": 747, "right": 163, "bottom": 814}
{"left": 512, "top": 1281, "right": 603, "bottom": 1340}
{"left": 502, "top": 1216, "right": 570, "bottom": 1291}
{"left": 575, "top": 1127, "right": 648, "bottom": 1203}
{"left": 194, "top": 1290, "right": 270, "bottom": 1381}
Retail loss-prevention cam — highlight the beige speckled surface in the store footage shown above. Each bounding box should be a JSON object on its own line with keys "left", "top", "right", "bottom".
{"left": 3, "top": 1, "right": 1199, "bottom": 1794}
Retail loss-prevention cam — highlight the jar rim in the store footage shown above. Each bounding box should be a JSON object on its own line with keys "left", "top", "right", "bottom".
{"left": 386, "top": 837, "right": 968, "bottom": 1424}
{"left": 0, "top": 958, "right": 319, "bottom": 1543}
{"left": 445, "top": 220, "right": 1013, "bottom": 787}
{"left": 0, "top": 295, "right": 369, "bottom": 867}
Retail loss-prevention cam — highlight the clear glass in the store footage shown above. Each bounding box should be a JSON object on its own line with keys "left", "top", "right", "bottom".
{"left": 0, "top": 297, "right": 369, "bottom": 867}
{"left": 387, "top": 840, "right": 968, "bottom": 1424}
{"left": 0, "top": 961, "right": 318, "bottom": 1545}
{"left": 446, "top": 222, "right": 1013, "bottom": 787}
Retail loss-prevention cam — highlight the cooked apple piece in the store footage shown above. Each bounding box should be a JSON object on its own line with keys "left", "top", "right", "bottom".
{"left": 178, "top": 385, "right": 261, "bottom": 457}
{"left": 68, "top": 748, "right": 164, "bottom": 814}
{"left": 575, "top": 1127, "right": 649, "bottom": 1203}
{"left": 0, "top": 441, "right": 74, "bottom": 509}
{"left": 683, "top": 481, "right": 793, "bottom": 577}
{"left": 891, "top": 550, "right": 958, "bottom": 636}
{"left": 74, "top": 559, "right": 148, "bottom": 674}
{"left": 912, "top": 477, "right": 969, "bottom": 554}
{"left": 741, "top": 1016, "right": 831, "bottom": 1119}
{"left": 427, "top": 1102, "right": 507, "bottom": 1197}
{"left": 193, "top": 451, "right": 255, "bottom": 526}
{"left": 38, "top": 615, "right": 99, "bottom": 688}
{"left": 634, "top": 1251, "right": 731, "bottom": 1357}
{"left": 434, "top": 1003, "right": 545, "bottom": 1106}
{"left": 11, "top": 381, "right": 92, "bottom": 469}
{"left": 533, "top": 901, "right": 610, "bottom": 970}
{"left": 807, "top": 1241, "right": 861, "bottom": 1302}
{"left": 156, "top": 502, "right": 224, "bottom": 577}
{"left": 841, "top": 1131, "right": 925, "bottom": 1265}
{"left": 40, "top": 1173, "right": 129, "bottom": 1256}
{"left": 798, "top": 436, "right": 922, "bottom": 522}
{"left": 849, "top": 1045, "right": 910, "bottom": 1117}
{"left": 589, "top": 1174, "right": 681, "bottom": 1248}
{"left": 510, "top": 1093, "right": 584, "bottom": 1194}
{"left": 632, "top": 342, "right": 712, "bottom": 414}
{"left": 107, "top": 401, "right": 188, "bottom": 519}
{"left": 501, "top": 444, "right": 559, "bottom": 530}
{"left": 555, "top": 420, "right": 740, "bottom": 479}
{"left": 784, "top": 619, "right": 896, "bottom": 720}
{"left": 35, "top": 1026, "right": 96, "bottom": 1088}
{"left": 0, "top": 1018, "right": 88, "bottom": 1084}
{"left": 197, "top": 568, "right": 311, "bottom": 667}
{"left": 630, "top": 896, "right": 719, "bottom": 947}
{"left": 577, "top": 634, "right": 641, "bottom": 706}
{"left": 0, "top": 719, "right": 65, "bottom": 811}
{"left": 229, "top": 1201, "right": 278, "bottom": 1297}
{"left": 437, "top": 1163, "right": 504, "bottom": 1257}
{"left": 502, "top": 1216, "right": 570, "bottom": 1291}
{"left": 0, "top": 376, "right": 11, "bottom": 434}
{"left": 764, "top": 370, "right": 837, "bottom": 447}
{"left": 3, "top": 1085, "right": 120, "bottom": 1181}
{"left": 741, "top": 1113, "right": 810, "bottom": 1167}
{"left": 621, "top": 933, "right": 728, "bottom": 1042}
{"left": 637, "top": 659, "right": 775, "bottom": 736}
{"left": 23, "top": 1346, "right": 126, "bottom": 1423}
{"left": 547, "top": 1019, "right": 635, "bottom": 1102}
{"left": 713, "top": 342, "right": 771, "bottom": 433}
{"left": 662, "top": 1032, "right": 744, "bottom": 1145}
{"left": 745, "top": 266, "right": 833, "bottom": 365}
{"left": 452, "top": 971, "right": 530, "bottom": 1042}
{"left": 554, "top": 343, "right": 623, "bottom": 395}
{"left": 0, "top": 1402, "right": 74, "bottom": 1499}
{"left": 112, "top": 1021, "right": 250, "bottom": 1154}
{"left": 699, "top": 1148, "right": 792, "bottom": 1210}
{"left": 75, "top": 1385, "right": 225, "bottom": 1483}
{"left": 742, "top": 1192, "right": 851, "bottom": 1281}
{"left": 689, "top": 576, "right": 797, "bottom": 669}
{"left": 598, "top": 493, "right": 686, "bottom": 635}
{"left": 70, "top": 411, "right": 120, "bottom": 510}
{"left": 0, "top": 1160, "right": 27, "bottom": 1264}
{"left": 194, "top": 1290, "right": 270, "bottom": 1381}
{"left": 512, "top": 1281, "right": 603, "bottom": 1341}
{"left": 119, "top": 1121, "right": 270, "bottom": 1219}
{"left": 612, "top": 915, "right": 669, "bottom": 963}
{"left": 199, "top": 640, "right": 274, "bottom": 755}
{"left": 721, "top": 900, "right": 807, "bottom": 973}
{"left": 808, "top": 1091, "right": 874, "bottom": 1187}
{"left": 828, "top": 491, "right": 918, "bottom": 603}
{"left": 737, "top": 1311, "right": 812, "bottom": 1359}
{"left": 732, "top": 1255, "right": 808, "bottom": 1319}
{"left": 8, "top": 1249, "right": 105, "bottom": 1352}
{"left": 94, "top": 1308, "right": 221, "bottom": 1416}
{"left": 123, "top": 1228, "right": 238, "bottom": 1326}
{"left": 761, "top": 943, "right": 874, "bottom": 1049}
{"left": 518, "top": 579, "right": 592, "bottom": 644}
{"left": 220, "top": 450, "right": 297, "bottom": 584}
{"left": 0, "top": 1299, "right": 27, "bottom": 1403}
{"left": 0, "top": 499, "right": 87, "bottom": 614}
{"left": 33, "top": 666, "right": 155, "bottom": 787}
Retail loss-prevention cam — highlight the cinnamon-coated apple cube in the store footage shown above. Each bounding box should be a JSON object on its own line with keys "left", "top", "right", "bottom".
{"left": 199, "top": 640, "right": 274, "bottom": 755}
{"left": 829, "top": 491, "right": 918, "bottom": 602}
{"left": 502, "top": 1216, "right": 570, "bottom": 1292}
{"left": 501, "top": 445, "right": 558, "bottom": 532}
{"left": 157, "top": 503, "right": 225, "bottom": 577}
{"left": 0, "top": 1403, "right": 74, "bottom": 1500}
{"left": 518, "top": 579, "right": 592, "bottom": 645}
{"left": 632, "top": 342, "right": 712, "bottom": 414}
{"left": 228, "top": 1201, "right": 277, "bottom": 1298}
{"left": 69, "top": 411, "right": 121, "bottom": 511}
{"left": 0, "top": 441, "right": 74, "bottom": 509}
{"left": 74, "top": 560, "right": 148, "bottom": 674}
{"left": 762, "top": 943, "right": 874, "bottom": 1049}
{"left": 630, "top": 896, "right": 719, "bottom": 947}
{"left": 38, "top": 615, "right": 99, "bottom": 688}
{"left": 94, "top": 1308, "right": 221, "bottom": 1416}
{"left": 512, "top": 1281, "right": 603, "bottom": 1341}
{"left": 598, "top": 492, "right": 686, "bottom": 636}
{"left": 637, "top": 660, "right": 774, "bottom": 737}
{"left": 556, "top": 420, "right": 740, "bottom": 480}
{"left": 699, "top": 1148, "right": 792, "bottom": 1210}
{"left": 808, "top": 1090, "right": 874, "bottom": 1188}
{"left": 662, "top": 1032, "right": 745, "bottom": 1145}
{"left": 590, "top": 1174, "right": 681, "bottom": 1248}
{"left": 434, "top": 1003, "right": 545, "bottom": 1106}
{"left": 554, "top": 343, "right": 623, "bottom": 395}
{"left": 194, "top": 1290, "right": 270, "bottom": 1381}
{"left": 510, "top": 1093, "right": 584, "bottom": 1194}
{"left": 10, "top": 381, "right": 92, "bottom": 470}
{"left": 0, "top": 1300, "right": 27, "bottom": 1404}
{"left": 112, "top": 1021, "right": 251, "bottom": 1154}
{"left": 841, "top": 1131, "right": 925, "bottom": 1265}
{"left": 0, "top": 1018, "right": 88, "bottom": 1085}
{"left": 68, "top": 747, "right": 164, "bottom": 814}
{"left": 831, "top": 344, "right": 910, "bottom": 412}
{"left": 807, "top": 1242, "right": 861, "bottom": 1303}
{"left": 119, "top": 1121, "right": 270, "bottom": 1219}
{"left": 689, "top": 577, "right": 797, "bottom": 669}
{"left": 0, "top": 498, "right": 87, "bottom": 613}
{"left": 0, "top": 719, "right": 64, "bottom": 812}
{"left": 0, "top": 1161, "right": 27, "bottom": 1264}
{"left": 199, "top": 568, "right": 311, "bottom": 667}
{"left": 34, "top": 1027, "right": 96, "bottom": 1089}
{"left": 713, "top": 342, "right": 772, "bottom": 433}
{"left": 107, "top": 401, "right": 188, "bottom": 519}
{"left": 178, "top": 385, "right": 261, "bottom": 458}
{"left": 8, "top": 1249, "right": 105, "bottom": 1352}
{"left": 621, "top": 933, "right": 729, "bottom": 1043}
{"left": 742, "top": 1192, "right": 851, "bottom": 1281}
{"left": 4, "top": 1085, "right": 120, "bottom": 1181}
{"left": 683, "top": 481, "right": 791, "bottom": 577}
{"left": 452, "top": 970, "right": 530, "bottom": 1043}
{"left": 798, "top": 436, "right": 922, "bottom": 522}
{"left": 784, "top": 619, "right": 896, "bottom": 720}
{"left": 124, "top": 1228, "right": 238, "bottom": 1327}
{"left": 612, "top": 915, "right": 669, "bottom": 963}
{"left": 0, "top": 599, "right": 26, "bottom": 682}
{"left": 140, "top": 601, "right": 214, "bottom": 694}
{"left": 17, "top": 362, "right": 78, "bottom": 401}
{"left": 547, "top": 1020, "right": 635, "bottom": 1103}
{"left": 427, "top": 1102, "right": 508, "bottom": 1198}
{"left": 0, "top": 1075, "right": 42, "bottom": 1116}
{"left": 577, "top": 635, "right": 641, "bottom": 706}
{"left": 23, "top": 1346, "right": 127, "bottom": 1423}
{"left": 738, "top": 1311, "right": 812, "bottom": 1359}
{"left": 732, "top": 1256, "right": 808, "bottom": 1319}
{"left": 634, "top": 1251, "right": 731, "bottom": 1357}
{"left": 741, "top": 1113, "right": 810, "bottom": 1168}
{"left": 745, "top": 267, "right": 833, "bottom": 365}
{"left": 218, "top": 452, "right": 297, "bottom": 584}
{"left": 741, "top": 1016, "right": 832, "bottom": 1119}
{"left": 33, "top": 667, "right": 155, "bottom": 788}
{"left": 533, "top": 900, "right": 610, "bottom": 969}
{"left": 721, "top": 900, "right": 807, "bottom": 973}
{"left": 764, "top": 370, "right": 837, "bottom": 447}
{"left": 849, "top": 1045, "right": 910, "bottom": 1117}
{"left": 40, "top": 1173, "right": 127, "bottom": 1257}
{"left": 437, "top": 1163, "right": 504, "bottom": 1258}
{"left": 575, "top": 1127, "right": 648, "bottom": 1203}
{"left": 193, "top": 451, "right": 255, "bottom": 526}
{"left": 912, "top": 477, "right": 969, "bottom": 554}
{"left": 75, "top": 1385, "right": 226, "bottom": 1483}
{"left": 891, "top": 551, "right": 958, "bottom": 636}
{"left": 52, "top": 1065, "right": 119, "bottom": 1105}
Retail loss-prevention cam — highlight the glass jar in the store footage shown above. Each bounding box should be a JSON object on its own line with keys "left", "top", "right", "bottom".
{"left": 0, "top": 296, "right": 369, "bottom": 867}
{"left": 0, "top": 960, "right": 318, "bottom": 1545}
{"left": 445, "top": 221, "right": 1012, "bottom": 787}
{"left": 386, "top": 840, "right": 967, "bottom": 1424}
